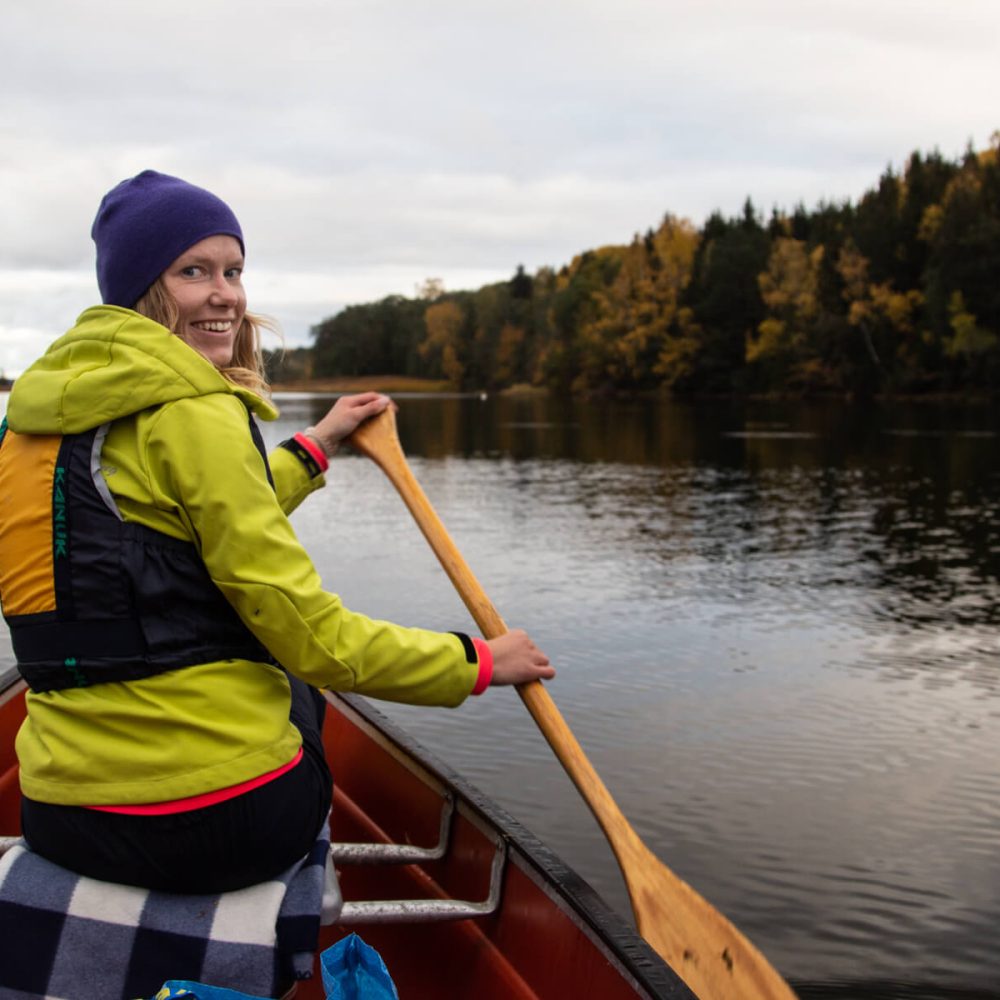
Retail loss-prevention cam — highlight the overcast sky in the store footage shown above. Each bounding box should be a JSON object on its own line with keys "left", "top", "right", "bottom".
{"left": 2, "top": 0, "right": 998, "bottom": 375}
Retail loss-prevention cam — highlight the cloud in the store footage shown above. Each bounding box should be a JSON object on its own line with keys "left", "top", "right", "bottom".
{"left": 1, "top": 0, "right": 998, "bottom": 374}
{"left": 0, "top": 271, "right": 98, "bottom": 377}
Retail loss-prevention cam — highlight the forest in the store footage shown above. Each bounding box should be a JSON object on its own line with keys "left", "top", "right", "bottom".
{"left": 303, "top": 135, "right": 1000, "bottom": 397}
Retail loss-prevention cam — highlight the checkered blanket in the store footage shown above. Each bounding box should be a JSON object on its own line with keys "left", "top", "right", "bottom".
{"left": 0, "top": 824, "right": 330, "bottom": 1000}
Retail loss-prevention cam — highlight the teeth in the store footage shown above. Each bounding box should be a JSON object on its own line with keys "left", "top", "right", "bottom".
{"left": 196, "top": 322, "right": 231, "bottom": 332}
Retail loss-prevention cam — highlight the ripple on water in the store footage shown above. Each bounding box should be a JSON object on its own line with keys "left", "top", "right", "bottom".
{"left": 271, "top": 400, "right": 1000, "bottom": 995}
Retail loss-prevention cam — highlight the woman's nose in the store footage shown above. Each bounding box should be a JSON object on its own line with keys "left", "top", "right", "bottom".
{"left": 209, "top": 275, "right": 239, "bottom": 304}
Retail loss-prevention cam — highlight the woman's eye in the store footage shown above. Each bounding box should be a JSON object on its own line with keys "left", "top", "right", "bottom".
{"left": 225, "top": 267, "right": 243, "bottom": 280}
{"left": 180, "top": 266, "right": 202, "bottom": 278}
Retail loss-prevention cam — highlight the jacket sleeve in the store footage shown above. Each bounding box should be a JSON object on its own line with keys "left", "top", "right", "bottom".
{"left": 268, "top": 443, "right": 325, "bottom": 515}
{"left": 141, "top": 394, "right": 480, "bottom": 706}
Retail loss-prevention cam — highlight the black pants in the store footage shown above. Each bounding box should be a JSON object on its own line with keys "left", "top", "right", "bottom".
{"left": 21, "top": 675, "right": 332, "bottom": 893}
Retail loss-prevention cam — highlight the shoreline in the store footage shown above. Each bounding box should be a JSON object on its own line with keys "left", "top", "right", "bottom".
{"left": 267, "top": 377, "right": 997, "bottom": 406}
{"left": 270, "top": 376, "right": 548, "bottom": 396}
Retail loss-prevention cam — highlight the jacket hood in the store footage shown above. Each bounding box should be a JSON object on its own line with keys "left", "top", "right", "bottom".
{"left": 6, "top": 305, "right": 277, "bottom": 435}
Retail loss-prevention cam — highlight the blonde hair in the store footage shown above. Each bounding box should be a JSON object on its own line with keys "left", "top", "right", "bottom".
{"left": 134, "top": 279, "right": 281, "bottom": 396}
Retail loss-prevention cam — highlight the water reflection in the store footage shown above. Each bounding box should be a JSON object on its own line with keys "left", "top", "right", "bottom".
{"left": 307, "top": 393, "right": 1000, "bottom": 682}
{"left": 3, "top": 390, "right": 999, "bottom": 998}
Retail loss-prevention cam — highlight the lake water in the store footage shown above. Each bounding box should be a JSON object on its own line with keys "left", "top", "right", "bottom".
{"left": 2, "top": 390, "right": 999, "bottom": 999}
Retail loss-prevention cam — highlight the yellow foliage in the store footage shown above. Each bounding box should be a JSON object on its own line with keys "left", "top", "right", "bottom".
{"left": 654, "top": 308, "right": 701, "bottom": 387}
{"left": 917, "top": 203, "right": 944, "bottom": 242}
{"left": 549, "top": 214, "right": 700, "bottom": 388}
{"left": 869, "top": 285, "right": 924, "bottom": 334}
{"left": 836, "top": 241, "right": 869, "bottom": 303}
{"left": 750, "top": 238, "right": 822, "bottom": 364}
{"left": 976, "top": 130, "right": 999, "bottom": 167}
{"left": 495, "top": 323, "right": 526, "bottom": 383}
{"left": 747, "top": 317, "right": 786, "bottom": 363}
{"left": 837, "top": 241, "right": 923, "bottom": 339}
{"left": 758, "top": 238, "right": 822, "bottom": 319}
{"left": 848, "top": 299, "right": 872, "bottom": 327}
{"left": 441, "top": 343, "right": 463, "bottom": 384}
{"left": 945, "top": 291, "right": 999, "bottom": 358}
{"left": 651, "top": 216, "right": 700, "bottom": 287}
{"left": 421, "top": 301, "right": 464, "bottom": 354}
{"left": 942, "top": 169, "right": 983, "bottom": 209}
{"left": 420, "top": 300, "right": 465, "bottom": 383}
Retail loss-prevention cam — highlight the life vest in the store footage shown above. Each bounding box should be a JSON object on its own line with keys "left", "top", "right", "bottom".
{"left": 0, "top": 414, "right": 275, "bottom": 692}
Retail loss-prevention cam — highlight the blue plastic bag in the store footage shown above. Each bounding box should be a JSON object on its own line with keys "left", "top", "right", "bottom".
{"left": 148, "top": 983, "right": 271, "bottom": 1000}
{"left": 320, "top": 933, "right": 399, "bottom": 1000}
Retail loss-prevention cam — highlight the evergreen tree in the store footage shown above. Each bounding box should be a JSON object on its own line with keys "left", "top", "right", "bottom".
{"left": 679, "top": 200, "right": 770, "bottom": 391}
{"left": 304, "top": 138, "right": 1000, "bottom": 397}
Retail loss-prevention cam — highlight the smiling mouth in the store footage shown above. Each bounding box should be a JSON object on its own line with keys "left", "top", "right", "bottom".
{"left": 192, "top": 321, "right": 234, "bottom": 333}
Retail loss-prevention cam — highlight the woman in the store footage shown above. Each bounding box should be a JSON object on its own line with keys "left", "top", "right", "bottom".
{"left": 0, "top": 170, "right": 553, "bottom": 893}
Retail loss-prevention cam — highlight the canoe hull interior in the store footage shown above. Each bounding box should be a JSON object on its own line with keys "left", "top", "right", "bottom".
{"left": 0, "top": 675, "right": 691, "bottom": 999}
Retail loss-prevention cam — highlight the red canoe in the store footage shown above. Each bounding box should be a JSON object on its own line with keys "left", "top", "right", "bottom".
{"left": 0, "top": 668, "right": 694, "bottom": 999}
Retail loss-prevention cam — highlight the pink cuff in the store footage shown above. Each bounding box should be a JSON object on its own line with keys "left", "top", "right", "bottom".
{"left": 293, "top": 431, "right": 330, "bottom": 473}
{"left": 470, "top": 637, "right": 493, "bottom": 695}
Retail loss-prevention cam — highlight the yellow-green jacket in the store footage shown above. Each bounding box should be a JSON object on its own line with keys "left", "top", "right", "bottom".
{"left": 0, "top": 306, "right": 479, "bottom": 806}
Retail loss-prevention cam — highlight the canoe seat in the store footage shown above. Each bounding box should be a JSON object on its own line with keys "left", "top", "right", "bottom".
{"left": 0, "top": 825, "right": 329, "bottom": 1000}
{"left": 327, "top": 791, "right": 505, "bottom": 924}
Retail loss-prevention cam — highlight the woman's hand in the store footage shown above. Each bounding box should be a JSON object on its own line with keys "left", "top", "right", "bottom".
{"left": 488, "top": 629, "right": 555, "bottom": 686}
{"left": 305, "top": 393, "right": 393, "bottom": 457}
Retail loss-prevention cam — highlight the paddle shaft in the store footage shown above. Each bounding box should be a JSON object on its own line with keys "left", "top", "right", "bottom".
{"left": 356, "top": 429, "right": 625, "bottom": 827}
{"left": 348, "top": 409, "right": 797, "bottom": 1000}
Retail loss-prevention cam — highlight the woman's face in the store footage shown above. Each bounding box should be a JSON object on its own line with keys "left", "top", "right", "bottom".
{"left": 161, "top": 235, "right": 247, "bottom": 367}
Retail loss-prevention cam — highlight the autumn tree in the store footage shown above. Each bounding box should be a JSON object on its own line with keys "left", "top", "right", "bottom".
{"left": 624, "top": 216, "right": 698, "bottom": 388}
{"left": 748, "top": 237, "right": 825, "bottom": 389}
{"left": 944, "top": 291, "right": 999, "bottom": 361}
{"left": 420, "top": 300, "right": 466, "bottom": 385}
{"left": 494, "top": 323, "right": 528, "bottom": 384}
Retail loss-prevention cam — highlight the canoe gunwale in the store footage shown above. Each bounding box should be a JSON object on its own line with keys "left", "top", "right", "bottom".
{"left": 331, "top": 692, "right": 695, "bottom": 999}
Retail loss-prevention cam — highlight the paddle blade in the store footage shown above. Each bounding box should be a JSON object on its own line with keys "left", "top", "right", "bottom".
{"left": 623, "top": 840, "right": 797, "bottom": 999}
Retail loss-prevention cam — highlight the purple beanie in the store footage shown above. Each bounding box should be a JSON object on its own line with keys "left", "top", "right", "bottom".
{"left": 91, "top": 170, "right": 245, "bottom": 309}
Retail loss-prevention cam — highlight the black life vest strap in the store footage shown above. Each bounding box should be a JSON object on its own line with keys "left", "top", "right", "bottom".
{"left": 11, "top": 613, "right": 145, "bottom": 662}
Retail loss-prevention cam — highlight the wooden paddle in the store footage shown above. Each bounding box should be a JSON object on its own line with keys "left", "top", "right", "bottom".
{"left": 348, "top": 408, "right": 797, "bottom": 1000}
